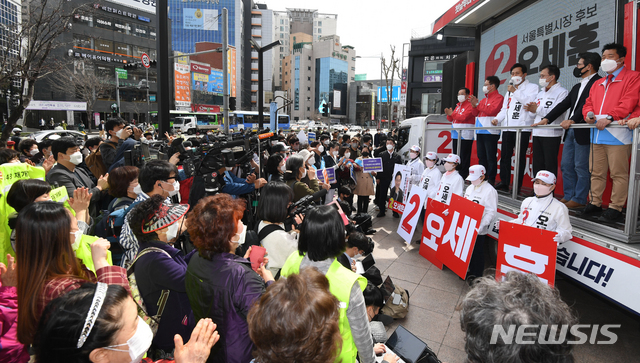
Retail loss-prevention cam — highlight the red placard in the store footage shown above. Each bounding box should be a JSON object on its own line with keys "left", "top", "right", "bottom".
{"left": 388, "top": 198, "right": 405, "bottom": 214}
{"left": 419, "top": 198, "right": 447, "bottom": 269}
{"left": 496, "top": 221, "right": 558, "bottom": 286}
{"left": 435, "top": 194, "right": 484, "bottom": 279}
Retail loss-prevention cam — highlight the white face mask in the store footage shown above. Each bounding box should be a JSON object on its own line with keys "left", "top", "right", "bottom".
{"left": 308, "top": 156, "right": 315, "bottom": 165}
{"left": 511, "top": 76, "right": 523, "bottom": 85}
{"left": 301, "top": 168, "right": 307, "bottom": 178}
{"left": 353, "top": 253, "right": 362, "bottom": 260}
{"left": 351, "top": 143, "right": 358, "bottom": 149}
{"left": 318, "top": 145, "right": 324, "bottom": 153}
{"left": 410, "top": 152, "right": 418, "bottom": 160}
{"left": 280, "top": 164, "right": 286, "bottom": 172}
{"left": 386, "top": 144, "right": 394, "bottom": 151}
{"left": 534, "top": 184, "right": 553, "bottom": 197}
{"left": 324, "top": 140, "right": 329, "bottom": 146}
{"left": 163, "top": 180, "right": 180, "bottom": 197}
{"left": 132, "top": 184, "right": 143, "bottom": 195}
{"left": 425, "top": 160, "right": 436, "bottom": 168}
{"left": 482, "top": 85, "right": 490, "bottom": 94}
{"left": 232, "top": 222, "right": 246, "bottom": 245}
{"left": 104, "top": 317, "right": 154, "bottom": 363}
{"left": 69, "top": 151, "right": 83, "bottom": 165}
{"left": 600, "top": 59, "right": 620, "bottom": 73}
{"left": 457, "top": 95, "right": 467, "bottom": 103}
{"left": 539, "top": 78, "right": 550, "bottom": 87}
{"left": 71, "top": 230, "right": 82, "bottom": 251}
{"left": 471, "top": 178, "right": 483, "bottom": 186}
{"left": 344, "top": 152, "right": 350, "bottom": 159}
{"left": 166, "top": 220, "right": 180, "bottom": 242}
{"left": 444, "top": 163, "right": 455, "bottom": 172}
{"left": 332, "top": 150, "right": 339, "bottom": 157}
{"left": 115, "top": 128, "right": 125, "bottom": 139}
{"left": 30, "top": 148, "right": 39, "bottom": 156}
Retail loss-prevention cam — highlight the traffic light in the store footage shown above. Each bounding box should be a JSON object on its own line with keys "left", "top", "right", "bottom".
{"left": 123, "top": 62, "right": 139, "bottom": 69}
{"left": 110, "top": 103, "right": 119, "bottom": 114}
{"left": 322, "top": 103, "right": 328, "bottom": 116}
{"left": 229, "top": 97, "right": 236, "bottom": 111}
{"left": 149, "top": 60, "right": 157, "bottom": 67}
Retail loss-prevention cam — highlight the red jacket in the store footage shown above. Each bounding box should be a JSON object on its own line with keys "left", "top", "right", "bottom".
{"left": 472, "top": 90, "right": 504, "bottom": 117}
{"left": 447, "top": 100, "right": 475, "bottom": 125}
{"left": 583, "top": 67, "right": 640, "bottom": 121}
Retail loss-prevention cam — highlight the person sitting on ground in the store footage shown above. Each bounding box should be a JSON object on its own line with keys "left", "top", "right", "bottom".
{"left": 458, "top": 272, "right": 577, "bottom": 363}
{"left": 34, "top": 283, "right": 220, "bottom": 363}
{"left": 337, "top": 231, "right": 374, "bottom": 273}
{"left": 247, "top": 268, "right": 343, "bottom": 363}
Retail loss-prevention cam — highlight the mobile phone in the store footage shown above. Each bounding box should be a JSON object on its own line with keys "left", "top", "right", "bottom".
{"left": 249, "top": 246, "right": 267, "bottom": 271}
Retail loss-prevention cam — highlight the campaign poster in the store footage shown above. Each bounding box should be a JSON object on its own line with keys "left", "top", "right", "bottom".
{"left": 362, "top": 158, "right": 383, "bottom": 173}
{"left": 390, "top": 164, "right": 412, "bottom": 205}
{"left": 316, "top": 167, "right": 336, "bottom": 185}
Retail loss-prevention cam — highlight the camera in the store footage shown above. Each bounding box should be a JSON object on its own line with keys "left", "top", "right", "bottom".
{"left": 285, "top": 189, "right": 328, "bottom": 230}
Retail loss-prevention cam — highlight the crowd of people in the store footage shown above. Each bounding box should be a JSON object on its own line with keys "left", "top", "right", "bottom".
{"left": 0, "top": 43, "right": 633, "bottom": 363}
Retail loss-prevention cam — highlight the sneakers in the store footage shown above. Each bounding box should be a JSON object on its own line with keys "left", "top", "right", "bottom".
{"left": 564, "top": 200, "right": 585, "bottom": 210}
{"left": 581, "top": 203, "right": 603, "bottom": 215}
{"left": 599, "top": 208, "right": 623, "bottom": 222}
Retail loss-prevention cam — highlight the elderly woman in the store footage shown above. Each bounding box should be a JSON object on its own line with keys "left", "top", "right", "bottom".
{"left": 284, "top": 154, "right": 326, "bottom": 202}
{"left": 186, "top": 194, "right": 274, "bottom": 363}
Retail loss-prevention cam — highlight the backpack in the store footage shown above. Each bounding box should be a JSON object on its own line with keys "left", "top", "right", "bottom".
{"left": 127, "top": 247, "right": 171, "bottom": 335}
{"left": 94, "top": 198, "right": 135, "bottom": 239}
{"left": 86, "top": 143, "right": 115, "bottom": 179}
{"left": 379, "top": 276, "right": 410, "bottom": 319}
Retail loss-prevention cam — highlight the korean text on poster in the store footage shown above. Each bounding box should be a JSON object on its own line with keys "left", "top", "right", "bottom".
{"left": 419, "top": 198, "right": 447, "bottom": 269}
{"left": 496, "top": 221, "right": 558, "bottom": 286}
{"left": 390, "top": 164, "right": 412, "bottom": 205}
{"left": 362, "top": 158, "right": 383, "bottom": 173}
{"left": 316, "top": 168, "right": 336, "bottom": 185}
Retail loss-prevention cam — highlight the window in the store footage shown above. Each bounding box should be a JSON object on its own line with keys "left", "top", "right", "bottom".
{"left": 317, "top": 28, "right": 321, "bottom": 34}
{"left": 95, "top": 16, "right": 113, "bottom": 30}
{"left": 114, "top": 42, "right": 130, "bottom": 56}
{"left": 280, "top": 19, "right": 284, "bottom": 24}
{"left": 308, "top": 66, "right": 311, "bottom": 71}
{"left": 114, "top": 19, "right": 130, "bottom": 34}
{"left": 308, "top": 77, "right": 311, "bottom": 81}
{"left": 280, "top": 26, "right": 283, "bottom": 31}
{"left": 308, "top": 56, "right": 311, "bottom": 61}
{"left": 307, "top": 107, "right": 310, "bottom": 111}
{"left": 73, "top": 34, "right": 92, "bottom": 50}
{"left": 280, "top": 33, "right": 284, "bottom": 38}
{"left": 307, "top": 87, "right": 310, "bottom": 91}
{"left": 95, "top": 39, "right": 114, "bottom": 54}
{"left": 318, "top": 21, "right": 322, "bottom": 26}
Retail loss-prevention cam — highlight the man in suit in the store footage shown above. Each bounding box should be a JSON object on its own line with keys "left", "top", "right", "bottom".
{"left": 542, "top": 53, "right": 601, "bottom": 210}
{"left": 375, "top": 138, "right": 402, "bottom": 217}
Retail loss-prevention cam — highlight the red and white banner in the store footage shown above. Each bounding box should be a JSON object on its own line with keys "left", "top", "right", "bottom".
{"left": 496, "top": 221, "right": 558, "bottom": 286}
{"left": 397, "top": 187, "right": 428, "bottom": 244}
{"left": 388, "top": 199, "right": 405, "bottom": 214}
{"left": 419, "top": 194, "right": 484, "bottom": 278}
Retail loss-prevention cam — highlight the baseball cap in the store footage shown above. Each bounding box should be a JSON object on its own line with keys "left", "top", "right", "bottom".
{"left": 443, "top": 154, "right": 461, "bottom": 164}
{"left": 466, "top": 165, "right": 486, "bottom": 181}
{"left": 425, "top": 151, "right": 438, "bottom": 161}
{"left": 410, "top": 145, "right": 421, "bottom": 153}
{"left": 532, "top": 170, "right": 556, "bottom": 184}
{"left": 142, "top": 203, "right": 190, "bottom": 234}
{"left": 271, "top": 142, "right": 290, "bottom": 153}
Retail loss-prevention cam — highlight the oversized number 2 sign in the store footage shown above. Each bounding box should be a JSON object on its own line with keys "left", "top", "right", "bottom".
{"left": 401, "top": 194, "right": 421, "bottom": 234}
{"left": 437, "top": 131, "right": 452, "bottom": 154}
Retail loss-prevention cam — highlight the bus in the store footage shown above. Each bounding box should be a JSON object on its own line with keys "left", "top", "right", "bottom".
{"left": 229, "top": 111, "right": 290, "bottom": 130}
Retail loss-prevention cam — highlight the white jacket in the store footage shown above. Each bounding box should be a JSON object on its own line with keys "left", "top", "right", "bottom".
{"left": 509, "top": 194, "right": 572, "bottom": 242}
{"left": 419, "top": 165, "right": 442, "bottom": 204}
{"left": 532, "top": 83, "right": 569, "bottom": 137}
{"left": 464, "top": 181, "right": 498, "bottom": 235}
{"left": 258, "top": 221, "right": 299, "bottom": 276}
{"left": 435, "top": 171, "right": 464, "bottom": 205}
{"left": 406, "top": 157, "right": 425, "bottom": 185}
{"left": 495, "top": 79, "right": 539, "bottom": 131}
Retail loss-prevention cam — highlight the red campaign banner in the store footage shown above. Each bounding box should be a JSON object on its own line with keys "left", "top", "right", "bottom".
{"left": 388, "top": 198, "right": 405, "bottom": 214}
{"left": 435, "top": 194, "right": 484, "bottom": 279}
{"left": 496, "top": 221, "right": 558, "bottom": 287}
{"left": 419, "top": 198, "right": 447, "bottom": 270}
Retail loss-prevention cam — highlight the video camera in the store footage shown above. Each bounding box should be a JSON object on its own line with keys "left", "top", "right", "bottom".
{"left": 124, "top": 140, "right": 168, "bottom": 168}
{"left": 285, "top": 189, "right": 327, "bottom": 229}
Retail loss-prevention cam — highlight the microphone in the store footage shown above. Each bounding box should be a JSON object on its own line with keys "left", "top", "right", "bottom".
{"left": 587, "top": 111, "right": 595, "bottom": 121}
{"left": 508, "top": 79, "right": 514, "bottom": 85}
{"left": 311, "top": 188, "right": 328, "bottom": 201}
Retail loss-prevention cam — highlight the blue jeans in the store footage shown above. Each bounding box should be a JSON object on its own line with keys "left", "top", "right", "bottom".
{"left": 561, "top": 129, "right": 591, "bottom": 204}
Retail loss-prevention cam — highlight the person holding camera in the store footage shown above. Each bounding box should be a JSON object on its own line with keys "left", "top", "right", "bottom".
{"left": 284, "top": 155, "right": 329, "bottom": 202}
{"left": 337, "top": 231, "right": 374, "bottom": 273}
{"left": 100, "top": 119, "right": 141, "bottom": 170}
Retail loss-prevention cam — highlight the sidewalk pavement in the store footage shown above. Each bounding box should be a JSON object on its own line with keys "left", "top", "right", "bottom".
{"left": 367, "top": 206, "right": 640, "bottom": 363}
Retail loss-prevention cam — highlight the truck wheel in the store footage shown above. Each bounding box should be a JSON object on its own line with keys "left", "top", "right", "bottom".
{"left": 188, "top": 129, "right": 194, "bottom": 135}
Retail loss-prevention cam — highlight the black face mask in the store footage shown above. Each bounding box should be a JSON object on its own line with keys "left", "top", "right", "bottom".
{"left": 362, "top": 152, "right": 370, "bottom": 157}
{"left": 573, "top": 66, "right": 587, "bottom": 78}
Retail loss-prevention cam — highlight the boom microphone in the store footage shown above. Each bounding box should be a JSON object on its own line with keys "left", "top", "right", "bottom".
{"left": 311, "top": 188, "right": 328, "bottom": 201}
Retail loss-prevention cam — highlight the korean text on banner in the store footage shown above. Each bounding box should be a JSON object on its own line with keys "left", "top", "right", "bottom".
{"left": 362, "top": 158, "right": 383, "bottom": 173}
{"left": 316, "top": 168, "right": 336, "bottom": 185}
{"left": 388, "top": 199, "right": 405, "bottom": 214}
{"left": 419, "top": 198, "right": 447, "bottom": 269}
{"left": 496, "top": 221, "right": 558, "bottom": 286}
{"left": 475, "top": 116, "right": 500, "bottom": 135}
{"left": 308, "top": 132, "right": 316, "bottom": 142}
{"left": 397, "top": 187, "right": 428, "bottom": 244}
{"left": 0, "top": 163, "right": 46, "bottom": 264}
{"left": 49, "top": 186, "right": 76, "bottom": 216}
{"left": 435, "top": 194, "right": 484, "bottom": 279}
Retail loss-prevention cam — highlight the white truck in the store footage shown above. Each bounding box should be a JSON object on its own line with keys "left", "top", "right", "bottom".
{"left": 172, "top": 116, "right": 220, "bottom": 134}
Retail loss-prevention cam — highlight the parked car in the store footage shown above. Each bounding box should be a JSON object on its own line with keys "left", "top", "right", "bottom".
{"left": 29, "top": 130, "right": 87, "bottom": 144}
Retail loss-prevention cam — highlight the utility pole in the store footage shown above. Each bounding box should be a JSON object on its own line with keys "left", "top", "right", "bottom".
{"left": 157, "top": 0, "right": 170, "bottom": 136}
{"left": 222, "top": 8, "right": 229, "bottom": 134}
{"left": 115, "top": 68, "right": 121, "bottom": 117}
{"left": 146, "top": 66, "right": 150, "bottom": 123}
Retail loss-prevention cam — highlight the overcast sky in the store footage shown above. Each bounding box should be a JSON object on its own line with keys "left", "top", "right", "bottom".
{"left": 260, "top": 0, "right": 460, "bottom": 80}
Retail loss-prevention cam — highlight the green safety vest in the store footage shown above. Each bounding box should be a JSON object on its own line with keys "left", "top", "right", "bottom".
{"left": 74, "top": 234, "right": 113, "bottom": 273}
{"left": 281, "top": 252, "right": 367, "bottom": 363}
{"left": 0, "top": 164, "right": 45, "bottom": 265}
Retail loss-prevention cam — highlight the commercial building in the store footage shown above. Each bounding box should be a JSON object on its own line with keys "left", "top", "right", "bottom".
{"left": 248, "top": 3, "right": 274, "bottom": 110}
{"left": 0, "top": 0, "right": 21, "bottom": 123}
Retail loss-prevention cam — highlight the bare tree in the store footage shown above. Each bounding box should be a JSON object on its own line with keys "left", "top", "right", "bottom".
{"left": 382, "top": 46, "right": 401, "bottom": 126}
{"left": 0, "top": 0, "right": 84, "bottom": 146}
{"left": 50, "top": 61, "right": 113, "bottom": 133}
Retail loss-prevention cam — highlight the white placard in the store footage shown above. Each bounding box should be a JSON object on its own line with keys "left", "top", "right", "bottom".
{"left": 397, "top": 187, "right": 428, "bottom": 244}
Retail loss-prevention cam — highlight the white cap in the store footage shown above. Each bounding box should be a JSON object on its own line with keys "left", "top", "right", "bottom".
{"left": 277, "top": 142, "right": 290, "bottom": 150}
{"left": 297, "top": 149, "right": 312, "bottom": 162}
{"left": 410, "top": 145, "right": 421, "bottom": 153}
{"left": 532, "top": 170, "right": 556, "bottom": 184}
{"left": 425, "top": 151, "right": 438, "bottom": 161}
{"left": 443, "top": 154, "right": 461, "bottom": 164}
{"left": 466, "top": 165, "right": 486, "bottom": 181}
{"left": 12, "top": 128, "right": 21, "bottom": 133}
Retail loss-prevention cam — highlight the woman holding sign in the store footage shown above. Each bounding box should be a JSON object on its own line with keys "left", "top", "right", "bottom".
{"left": 463, "top": 165, "right": 498, "bottom": 279}
{"left": 354, "top": 149, "right": 376, "bottom": 214}
{"left": 435, "top": 154, "right": 465, "bottom": 205}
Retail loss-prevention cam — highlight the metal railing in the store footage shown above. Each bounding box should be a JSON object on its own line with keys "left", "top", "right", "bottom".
{"left": 423, "top": 121, "right": 640, "bottom": 242}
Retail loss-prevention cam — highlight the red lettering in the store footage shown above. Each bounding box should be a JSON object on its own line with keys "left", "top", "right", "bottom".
{"left": 401, "top": 194, "right": 421, "bottom": 234}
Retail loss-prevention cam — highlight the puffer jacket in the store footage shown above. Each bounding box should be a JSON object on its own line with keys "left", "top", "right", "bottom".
{"left": 186, "top": 252, "right": 270, "bottom": 363}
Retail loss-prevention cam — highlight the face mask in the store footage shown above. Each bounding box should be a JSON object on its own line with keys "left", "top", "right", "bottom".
{"left": 332, "top": 150, "right": 339, "bottom": 157}
{"left": 132, "top": 184, "right": 143, "bottom": 195}
{"left": 271, "top": 141, "right": 278, "bottom": 146}
{"left": 386, "top": 144, "right": 393, "bottom": 151}
{"left": 539, "top": 78, "right": 550, "bottom": 87}
{"left": 471, "top": 179, "right": 483, "bottom": 186}
{"left": 600, "top": 59, "right": 619, "bottom": 73}
{"left": 534, "top": 184, "right": 553, "bottom": 197}
{"left": 324, "top": 140, "right": 329, "bottom": 146}
{"left": 232, "top": 222, "right": 246, "bottom": 245}
{"left": 482, "top": 85, "right": 490, "bottom": 94}
{"left": 318, "top": 145, "right": 324, "bottom": 153}
{"left": 444, "top": 163, "right": 455, "bottom": 172}
{"left": 362, "top": 152, "right": 370, "bottom": 158}
{"left": 344, "top": 152, "right": 350, "bottom": 159}
{"left": 301, "top": 168, "right": 307, "bottom": 178}
{"left": 69, "top": 151, "right": 83, "bottom": 165}
{"left": 166, "top": 220, "right": 180, "bottom": 242}
{"left": 351, "top": 143, "right": 358, "bottom": 149}
{"left": 280, "top": 164, "right": 286, "bottom": 172}
{"left": 71, "top": 230, "right": 82, "bottom": 251}
{"left": 115, "top": 128, "right": 125, "bottom": 139}
{"left": 163, "top": 180, "right": 180, "bottom": 197}
{"left": 425, "top": 160, "right": 436, "bottom": 168}
{"left": 510, "top": 76, "right": 522, "bottom": 85}
{"left": 308, "top": 156, "right": 316, "bottom": 166}
{"left": 104, "top": 317, "right": 153, "bottom": 363}
{"left": 353, "top": 253, "right": 362, "bottom": 260}
{"left": 457, "top": 95, "right": 466, "bottom": 103}
{"left": 410, "top": 152, "right": 418, "bottom": 160}
{"left": 573, "top": 66, "right": 586, "bottom": 78}
{"left": 30, "top": 148, "right": 39, "bottom": 156}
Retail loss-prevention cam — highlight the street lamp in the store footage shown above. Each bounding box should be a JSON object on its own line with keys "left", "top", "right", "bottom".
{"left": 356, "top": 53, "right": 383, "bottom": 127}
{"left": 250, "top": 38, "right": 281, "bottom": 129}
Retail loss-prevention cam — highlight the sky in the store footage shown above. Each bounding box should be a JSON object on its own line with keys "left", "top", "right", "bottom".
{"left": 260, "top": 0, "right": 460, "bottom": 80}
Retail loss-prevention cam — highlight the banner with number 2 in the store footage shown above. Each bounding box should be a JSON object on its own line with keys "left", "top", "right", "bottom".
{"left": 396, "top": 186, "right": 428, "bottom": 245}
